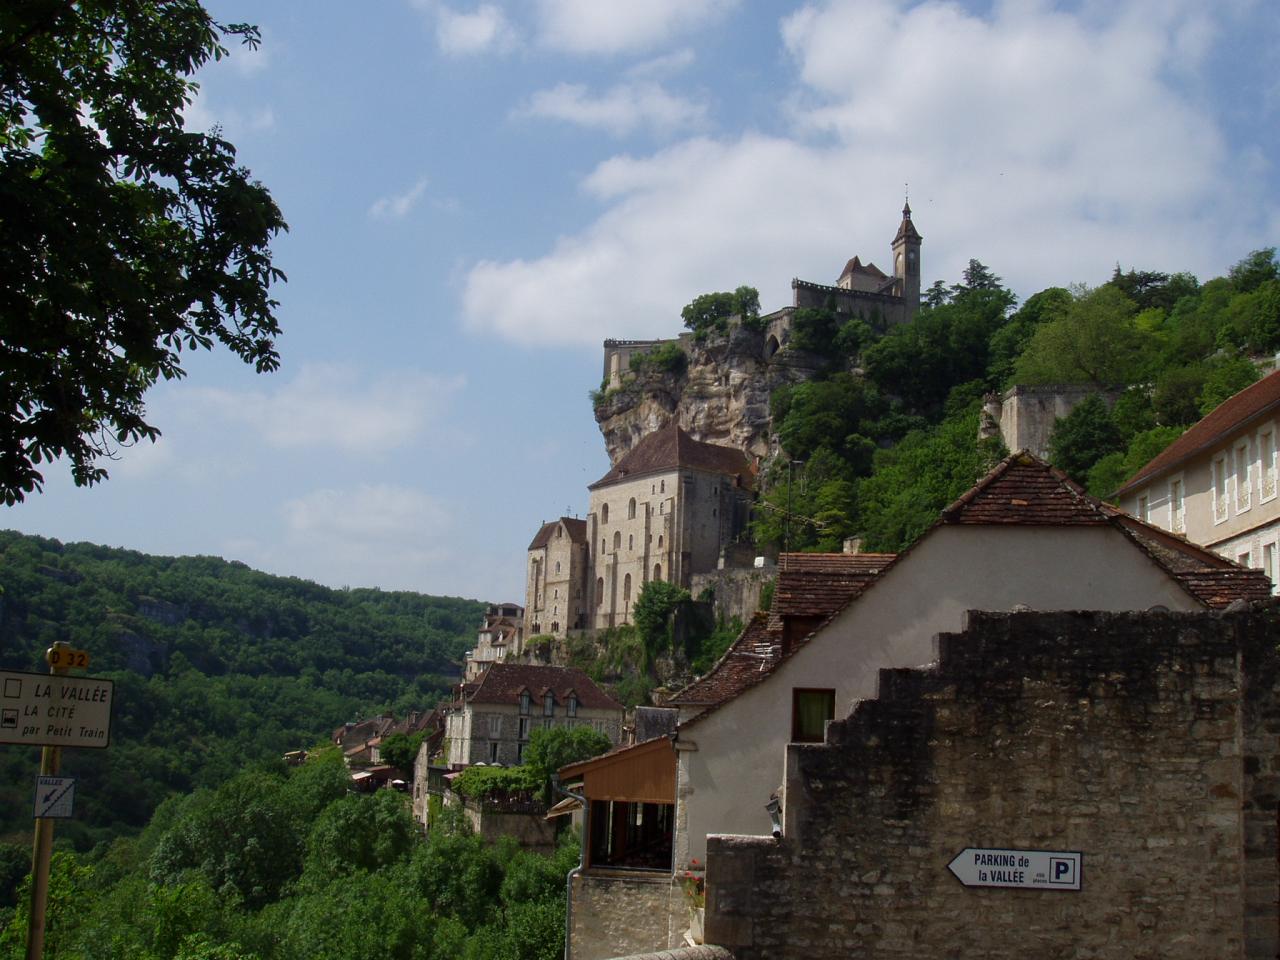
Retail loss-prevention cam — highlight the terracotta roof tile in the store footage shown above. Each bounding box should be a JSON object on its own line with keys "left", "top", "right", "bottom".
{"left": 665, "top": 612, "right": 777, "bottom": 707}
{"left": 768, "top": 552, "right": 896, "bottom": 626}
{"left": 528, "top": 517, "right": 588, "bottom": 550}
{"left": 839, "top": 256, "right": 888, "bottom": 281}
{"left": 1116, "top": 370, "right": 1280, "bottom": 495}
{"left": 466, "top": 663, "right": 623, "bottom": 712}
{"left": 589, "top": 423, "right": 754, "bottom": 490}
{"left": 670, "top": 452, "right": 1273, "bottom": 722}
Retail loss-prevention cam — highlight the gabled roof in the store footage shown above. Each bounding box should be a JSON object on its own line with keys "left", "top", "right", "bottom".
{"left": 939, "top": 452, "right": 1111, "bottom": 526}
{"left": 589, "top": 422, "right": 754, "bottom": 490}
{"left": 528, "top": 517, "right": 588, "bottom": 550}
{"left": 1116, "top": 370, "right": 1280, "bottom": 496}
{"left": 838, "top": 255, "right": 888, "bottom": 282}
{"left": 465, "top": 662, "right": 623, "bottom": 712}
{"left": 668, "top": 452, "right": 1272, "bottom": 723}
{"left": 767, "top": 553, "right": 897, "bottom": 629}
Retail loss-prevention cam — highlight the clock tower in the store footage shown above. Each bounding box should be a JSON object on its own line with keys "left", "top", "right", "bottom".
{"left": 891, "top": 201, "right": 922, "bottom": 319}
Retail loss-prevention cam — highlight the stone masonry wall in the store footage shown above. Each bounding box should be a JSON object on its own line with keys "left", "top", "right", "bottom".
{"left": 705, "top": 607, "right": 1280, "bottom": 960}
{"left": 571, "top": 872, "right": 674, "bottom": 960}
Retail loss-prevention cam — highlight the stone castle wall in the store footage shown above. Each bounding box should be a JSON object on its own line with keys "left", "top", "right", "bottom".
{"left": 704, "top": 606, "right": 1280, "bottom": 960}
{"left": 570, "top": 872, "right": 683, "bottom": 960}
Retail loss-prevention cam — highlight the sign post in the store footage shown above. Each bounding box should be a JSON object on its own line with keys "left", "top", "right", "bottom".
{"left": 947, "top": 847, "right": 1082, "bottom": 891}
{"left": 12, "top": 643, "right": 110, "bottom": 960}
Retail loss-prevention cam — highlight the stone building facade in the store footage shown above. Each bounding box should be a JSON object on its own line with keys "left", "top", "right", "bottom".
{"left": 524, "top": 518, "right": 590, "bottom": 638}
{"left": 585, "top": 423, "right": 754, "bottom": 629}
{"left": 704, "top": 606, "right": 1280, "bottom": 959}
{"left": 442, "top": 663, "right": 624, "bottom": 767}
{"left": 1116, "top": 369, "right": 1280, "bottom": 591}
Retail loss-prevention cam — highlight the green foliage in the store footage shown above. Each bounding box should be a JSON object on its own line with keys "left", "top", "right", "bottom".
{"left": 858, "top": 401, "right": 1002, "bottom": 552}
{"left": 452, "top": 765, "right": 541, "bottom": 801}
{"left": 689, "top": 616, "right": 742, "bottom": 675}
{"left": 629, "top": 341, "right": 688, "bottom": 377}
{"left": 1014, "top": 285, "right": 1147, "bottom": 385}
{"left": 0, "top": 3, "right": 287, "bottom": 503}
{"left": 1087, "top": 426, "right": 1186, "bottom": 499}
{"left": 632, "top": 580, "right": 692, "bottom": 665}
{"left": 758, "top": 579, "right": 775, "bottom": 612}
{"left": 680, "top": 286, "right": 760, "bottom": 337}
{"left": 1048, "top": 394, "right": 1124, "bottom": 483}
{"left": 1228, "top": 248, "right": 1279, "bottom": 294}
{"left": 380, "top": 730, "right": 427, "bottom": 771}
{"left": 0, "top": 530, "right": 483, "bottom": 845}
{"left": 303, "top": 792, "right": 417, "bottom": 881}
{"left": 524, "top": 726, "right": 611, "bottom": 795}
{"left": 1198, "top": 355, "right": 1261, "bottom": 415}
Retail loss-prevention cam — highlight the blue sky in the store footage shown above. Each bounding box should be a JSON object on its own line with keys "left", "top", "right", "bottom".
{"left": 5, "top": 0, "right": 1279, "bottom": 603}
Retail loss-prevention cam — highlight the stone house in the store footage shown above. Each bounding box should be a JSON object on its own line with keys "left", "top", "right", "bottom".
{"left": 704, "top": 606, "right": 1280, "bottom": 959}
{"left": 585, "top": 423, "right": 754, "bottom": 630}
{"left": 563, "top": 453, "right": 1272, "bottom": 959}
{"left": 1115, "top": 369, "right": 1280, "bottom": 590}
{"left": 442, "top": 662, "right": 624, "bottom": 768}
{"left": 524, "top": 518, "right": 589, "bottom": 638}
{"left": 464, "top": 602, "right": 525, "bottom": 680}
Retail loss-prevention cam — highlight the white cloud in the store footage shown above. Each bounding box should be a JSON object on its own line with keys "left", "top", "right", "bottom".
{"left": 518, "top": 81, "right": 707, "bottom": 136}
{"left": 535, "top": 0, "right": 737, "bottom": 53}
{"left": 274, "top": 483, "right": 456, "bottom": 589}
{"left": 188, "top": 363, "right": 466, "bottom": 455}
{"left": 435, "top": 3, "right": 518, "bottom": 56}
{"left": 181, "top": 96, "right": 275, "bottom": 138}
{"left": 626, "top": 48, "right": 697, "bottom": 79}
{"left": 370, "top": 177, "right": 430, "bottom": 219}
{"left": 463, "top": 0, "right": 1275, "bottom": 346}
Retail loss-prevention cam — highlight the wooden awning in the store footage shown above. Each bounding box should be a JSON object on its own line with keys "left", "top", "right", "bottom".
{"left": 560, "top": 736, "right": 675, "bottom": 804}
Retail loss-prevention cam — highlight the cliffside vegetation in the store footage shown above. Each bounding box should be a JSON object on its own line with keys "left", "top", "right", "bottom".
{"left": 0, "top": 530, "right": 484, "bottom": 849}
{"left": 752, "top": 250, "right": 1279, "bottom": 552}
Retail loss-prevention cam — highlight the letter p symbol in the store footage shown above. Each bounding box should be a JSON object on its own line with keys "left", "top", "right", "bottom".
{"left": 1049, "top": 857, "right": 1076, "bottom": 885}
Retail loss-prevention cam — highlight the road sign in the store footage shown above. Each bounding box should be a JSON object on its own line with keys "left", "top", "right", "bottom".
{"left": 947, "top": 847, "right": 1082, "bottom": 891}
{"left": 0, "top": 671, "right": 113, "bottom": 748}
{"left": 33, "top": 777, "right": 75, "bottom": 819}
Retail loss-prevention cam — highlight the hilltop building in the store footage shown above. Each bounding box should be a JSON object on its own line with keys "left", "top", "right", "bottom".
{"left": 1115, "top": 369, "right": 1280, "bottom": 591}
{"left": 603, "top": 204, "right": 923, "bottom": 388}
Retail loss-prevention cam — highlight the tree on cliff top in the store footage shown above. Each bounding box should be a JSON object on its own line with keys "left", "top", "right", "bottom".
{"left": 0, "top": 1, "right": 287, "bottom": 504}
{"left": 681, "top": 286, "right": 761, "bottom": 337}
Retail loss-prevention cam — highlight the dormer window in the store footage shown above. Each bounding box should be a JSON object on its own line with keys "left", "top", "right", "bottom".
{"left": 567, "top": 693, "right": 578, "bottom": 718}
{"left": 520, "top": 690, "right": 531, "bottom": 715}
{"left": 543, "top": 692, "right": 555, "bottom": 717}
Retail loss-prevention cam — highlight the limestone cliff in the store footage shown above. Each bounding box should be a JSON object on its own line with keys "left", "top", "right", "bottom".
{"left": 594, "top": 325, "right": 826, "bottom": 465}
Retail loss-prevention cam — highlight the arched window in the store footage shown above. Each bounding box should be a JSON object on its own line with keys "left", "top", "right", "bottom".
{"left": 543, "top": 691, "right": 555, "bottom": 716}
{"left": 596, "top": 577, "right": 604, "bottom": 606}
{"left": 658, "top": 535, "right": 664, "bottom": 548}
{"left": 601, "top": 539, "right": 606, "bottom": 554}
{"left": 654, "top": 564, "right": 662, "bottom": 581}
{"left": 567, "top": 693, "right": 578, "bottom": 718}
{"left": 520, "top": 691, "right": 531, "bottom": 715}
{"left": 660, "top": 479, "right": 665, "bottom": 493}
{"left": 601, "top": 503, "right": 609, "bottom": 524}
{"left": 623, "top": 573, "right": 632, "bottom": 608}
{"left": 613, "top": 531, "right": 621, "bottom": 550}
{"left": 628, "top": 534, "right": 634, "bottom": 551}
{"left": 628, "top": 498, "right": 637, "bottom": 519}
{"left": 555, "top": 561, "right": 561, "bottom": 574}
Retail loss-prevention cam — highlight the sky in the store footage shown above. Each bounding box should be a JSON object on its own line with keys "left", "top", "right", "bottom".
{"left": 5, "top": 0, "right": 1280, "bottom": 604}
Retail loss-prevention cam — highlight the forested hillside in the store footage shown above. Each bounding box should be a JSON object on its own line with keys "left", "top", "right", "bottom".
{"left": 0, "top": 531, "right": 485, "bottom": 848}
{"left": 752, "top": 249, "right": 1279, "bottom": 552}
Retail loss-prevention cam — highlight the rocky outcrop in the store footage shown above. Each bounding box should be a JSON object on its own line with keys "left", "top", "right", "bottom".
{"left": 594, "top": 326, "right": 826, "bottom": 466}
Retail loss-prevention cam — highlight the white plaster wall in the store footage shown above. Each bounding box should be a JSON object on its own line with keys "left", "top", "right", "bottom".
{"left": 674, "top": 524, "right": 1203, "bottom": 866}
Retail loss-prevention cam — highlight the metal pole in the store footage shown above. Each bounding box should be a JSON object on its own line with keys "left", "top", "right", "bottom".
{"left": 26, "top": 642, "right": 70, "bottom": 960}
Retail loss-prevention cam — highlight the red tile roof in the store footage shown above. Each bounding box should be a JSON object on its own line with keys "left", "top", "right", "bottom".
{"left": 939, "top": 453, "right": 1110, "bottom": 526}
{"left": 667, "top": 452, "right": 1273, "bottom": 721}
{"left": 466, "top": 663, "right": 623, "bottom": 712}
{"left": 528, "top": 516, "right": 588, "bottom": 550}
{"left": 589, "top": 423, "right": 754, "bottom": 491}
{"left": 1116, "top": 369, "right": 1280, "bottom": 496}
{"left": 839, "top": 255, "right": 888, "bottom": 281}
{"left": 767, "top": 552, "right": 896, "bottom": 629}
